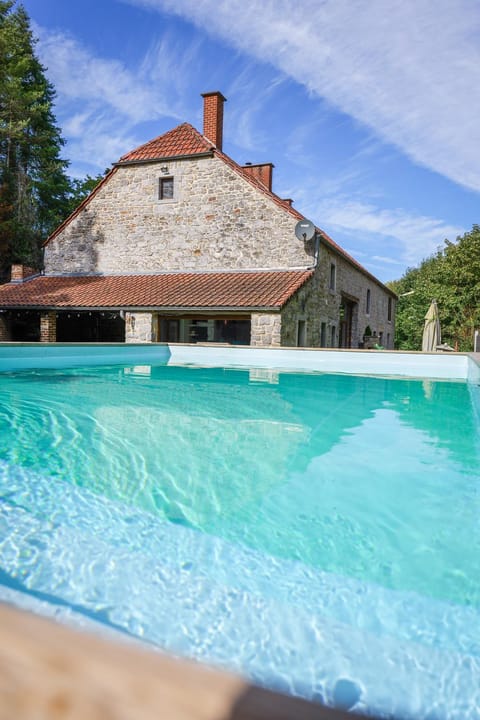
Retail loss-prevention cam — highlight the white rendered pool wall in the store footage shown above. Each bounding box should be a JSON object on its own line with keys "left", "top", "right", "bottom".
{"left": 0, "top": 342, "right": 170, "bottom": 371}
{"left": 167, "top": 344, "right": 480, "bottom": 381}
{"left": 0, "top": 342, "right": 479, "bottom": 380}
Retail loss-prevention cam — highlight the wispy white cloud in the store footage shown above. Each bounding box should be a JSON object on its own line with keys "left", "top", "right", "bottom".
{"left": 32, "top": 21, "right": 196, "bottom": 171}
{"left": 316, "top": 198, "right": 465, "bottom": 268}
{"left": 34, "top": 24, "right": 168, "bottom": 123}
{"left": 124, "top": 0, "right": 480, "bottom": 192}
{"left": 371, "top": 256, "right": 405, "bottom": 266}
{"left": 30, "top": 3, "right": 472, "bottom": 281}
{"left": 226, "top": 69, "right": 288, "bottom": 152}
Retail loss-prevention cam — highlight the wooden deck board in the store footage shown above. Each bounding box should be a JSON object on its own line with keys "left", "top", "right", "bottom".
{"left": 0, "top": 603, "right": 363, "bottom": 720}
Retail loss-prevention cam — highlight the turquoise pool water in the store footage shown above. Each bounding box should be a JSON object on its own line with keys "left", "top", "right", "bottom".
{"left": 1, "top": 362, "right": 480, "bottom": 718}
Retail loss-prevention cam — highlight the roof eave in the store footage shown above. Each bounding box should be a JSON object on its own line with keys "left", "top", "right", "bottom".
{"left": 115, "top": 151, "right": 214, "bottom": 166}
{"left": 1, "top": 305, "right": 282, "bottom": 313}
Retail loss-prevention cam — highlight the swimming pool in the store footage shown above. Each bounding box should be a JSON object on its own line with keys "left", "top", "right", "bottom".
{"left": 1, "top": 344, "right": 480, "bottom": 718}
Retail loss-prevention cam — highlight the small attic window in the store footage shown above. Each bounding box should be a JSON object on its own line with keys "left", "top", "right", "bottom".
{"left": 159, "top": 176, "right": 174, "bottom": 200}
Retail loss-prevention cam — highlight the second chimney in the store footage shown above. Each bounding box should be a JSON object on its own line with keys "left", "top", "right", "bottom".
{"left": 201, "top": 91, "right": 227, "bottom": 151}
{"left": 10, "top": 264, "right": 38, "bottom": 282}
{"left": 242, "top": 163, "right": 274, "bottom": 192}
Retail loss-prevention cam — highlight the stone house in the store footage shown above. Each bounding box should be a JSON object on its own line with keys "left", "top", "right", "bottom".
{"left": 0, "top": 91, "right": 396, "bottom": 347}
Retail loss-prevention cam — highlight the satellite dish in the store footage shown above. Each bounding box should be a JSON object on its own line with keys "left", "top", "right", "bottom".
{"left": 295, "top": 219, "right": 316, "bottom": 242}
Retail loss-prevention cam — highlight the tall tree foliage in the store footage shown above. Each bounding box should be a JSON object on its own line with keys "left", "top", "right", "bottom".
{"left": 389, "top": 225, "right": 480, "bottom": 351}
{"left": 0, "top": 0, "right": 71, "bottom": 274}
{"left": 66, "top": 172, "right": 107, "bottom": 211}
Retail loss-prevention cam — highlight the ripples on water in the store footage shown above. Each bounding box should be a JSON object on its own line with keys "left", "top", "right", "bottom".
{"left": 0, "top": 364, "right": 480, "bottom": 718}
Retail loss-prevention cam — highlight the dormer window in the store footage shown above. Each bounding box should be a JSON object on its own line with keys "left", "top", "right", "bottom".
{"left": 159, "top": 176, "right": 174, "bottom": 200}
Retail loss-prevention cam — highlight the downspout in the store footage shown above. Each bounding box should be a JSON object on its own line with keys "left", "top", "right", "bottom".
{"left": 313, "top": 231, "right": 321, "bottom": 268}
{"left": 306, "top": 231, "right": 321, "bottom": 270}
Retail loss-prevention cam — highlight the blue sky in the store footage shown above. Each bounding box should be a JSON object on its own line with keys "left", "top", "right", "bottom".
{"left": 21, "top": 0, "right": 480, "bottom": 283}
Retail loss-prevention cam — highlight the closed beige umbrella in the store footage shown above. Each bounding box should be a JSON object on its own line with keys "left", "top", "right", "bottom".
{"left": 422, "top": 299, "right": 441, "bottom": 352}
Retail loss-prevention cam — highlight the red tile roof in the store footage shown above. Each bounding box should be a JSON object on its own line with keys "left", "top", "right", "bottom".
{"left": 0, "top": 271, "right": 314, "bottom": 310}
{"left": 119, "top": 123, "right": 214, "bottom": 162}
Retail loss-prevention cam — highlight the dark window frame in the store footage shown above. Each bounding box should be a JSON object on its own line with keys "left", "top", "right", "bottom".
{"left": 320, "top": 321, "right": 327, "bottom": 347}
{"left": 159, "top": 176, "right": 174, "bottom": 200}
{"left": 297, "top": 319, "right": 306, "bottom": 347}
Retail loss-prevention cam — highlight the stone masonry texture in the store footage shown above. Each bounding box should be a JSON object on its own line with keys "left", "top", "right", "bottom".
{"left": 125, "top": 312, "right": 155, "bottom": 343}
{"left": 281, "top": 244, "right": 395, "bottom": 349}
{"left": 251, "top": 313, "right": 282, "bottom": 346}
{"left": 44, "top": 157, "right": 315, "bottom": 274}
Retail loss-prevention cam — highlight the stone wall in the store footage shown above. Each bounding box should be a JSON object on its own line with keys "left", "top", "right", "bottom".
{"left": 280, "top": 245, "right": 395, "bottom": 349}
{"left": 45, "top": 157, "right": 315, "bottom": 274}
{"left": 123, "top": 310, "right": 284, "bottom": 346}
{"left": 329, "top": 246, "right": 396, "bottom": 349}
{"left": 281, "top": 272, "right": 335, "bottom": 347}
{"left": 125, "top": 312, "right": 155, "bottom": 343}
{"left": 250, "top": 313, "right": 281, "bottom": 346}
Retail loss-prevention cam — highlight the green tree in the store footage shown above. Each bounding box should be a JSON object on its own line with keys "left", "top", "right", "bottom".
{"left": 64, "top": 172, "right": 107, "bottom": 217}
{"left": 0, "top": 0, "right": 72, "bottom": 273}
{"left": 436, "top": 226, "right": 480, "bottom": 349}
{"left": 389, "top": 225, "right": 480, "bottom": 351}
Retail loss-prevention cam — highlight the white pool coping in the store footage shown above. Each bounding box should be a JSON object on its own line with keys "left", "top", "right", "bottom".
{"left": 167, "top": 344, "right": 480, "bottom": 382}
{"left": 0, "top": 342, "right": 479, "bottom": 381}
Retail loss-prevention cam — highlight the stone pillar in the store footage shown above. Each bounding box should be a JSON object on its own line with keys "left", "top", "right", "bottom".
{"left": 40, "top": 312, "right": 56, "bottom": 343}
{"left": 0, "top": 313, "right": 11, "bottom": 341}
{"left": 250, "top": 313, "right": 281, "bottom": 347}
{"left": 125, "top": 312, "right": 154, "bottom": 343}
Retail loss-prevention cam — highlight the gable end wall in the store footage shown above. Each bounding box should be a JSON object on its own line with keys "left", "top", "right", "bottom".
{"left": 44, "top": 157, "right": 316, "bottom": 274}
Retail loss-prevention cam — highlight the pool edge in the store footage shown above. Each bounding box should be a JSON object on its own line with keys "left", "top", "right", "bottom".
{"left": 0, "top": 341, "right": 478, "bottom": 381}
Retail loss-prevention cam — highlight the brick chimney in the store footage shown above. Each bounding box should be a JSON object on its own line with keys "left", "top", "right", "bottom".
{"left": 201, "top": 91, "right": 227, "bottom": 151}
{"left": 10, "top": 264, "right": 37, "bottom": 282}
{"left": 242, "top": 162, "right": 274, "bottom": 192}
